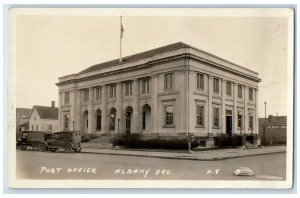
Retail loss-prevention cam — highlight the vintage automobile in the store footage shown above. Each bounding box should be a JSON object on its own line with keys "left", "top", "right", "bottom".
{"left": 39, "top": 131, "right": 82, "bottom": 153}
{"left": 17, "top": 131, "right": 52, "bottom": 150}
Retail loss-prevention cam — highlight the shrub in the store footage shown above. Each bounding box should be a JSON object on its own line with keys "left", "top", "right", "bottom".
{"left": 215, "top": 134, "right": 242, "bottom": 147}
{"left": 112, "top": 134, "right": 200, "bottom": 150}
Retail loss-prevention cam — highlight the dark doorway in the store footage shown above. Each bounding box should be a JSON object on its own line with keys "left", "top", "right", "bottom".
{"left": 126, "top": 111, "right": 131, "bottom": 134}
{"left": 226, "top": 116, "right": 232, "bottom": 136}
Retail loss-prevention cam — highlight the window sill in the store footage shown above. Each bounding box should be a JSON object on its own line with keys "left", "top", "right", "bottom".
{"left": 212, "top": 126, "right": 220, "bottom": 129}
{"left": 163, "top": 125, "right": 175, "bottom": 128}
{"left": 196, "top": 125, "right": 205, "bottom": 128}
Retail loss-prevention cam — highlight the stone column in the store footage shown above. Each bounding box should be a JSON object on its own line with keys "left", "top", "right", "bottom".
{"left": 151, "top": 75, "right": 159, "bottom": 134}
{"left": 101, "top": 85, "right": 108, "bottom": 133}
{"left": 244, "top": 85, "right": 249, "bottom": 135}
{"left": 71, "top": 89, "right": 77, "bottom": 131}
{"left": 133, "top": 79, "right": 140, "bottom": 133}
{"left": 58, "top": 92, "right": 62, "bottom": 131}
{"left": 76, "top": 90, "right": 82, "bottom": 132}
{"left": 208, "top": 75, "right": 213, "bottom": 134}
{"left": 221, "top": 79, "right": 226, "bottom": 134}
{"left": 116, "top": 82, "right": 123, "bottom": 134}
{"left": 88, "top": 87, "right": 94, "bottom": 134}
{"left": 233, "top": 83, "right": 237, "bottom": 134}
{"left": 255, "top": 88, "right": 259, "bottom": 134}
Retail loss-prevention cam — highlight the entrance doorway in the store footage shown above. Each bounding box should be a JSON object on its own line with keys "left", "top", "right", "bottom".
{"left": 226, "top": 110, "right": 232, "bottom": 136}
{"left": 83, "top": 110, "right": 88, "bottom": 133}
{"left": 125, "top": 106, "right": 133, "bottom": 134}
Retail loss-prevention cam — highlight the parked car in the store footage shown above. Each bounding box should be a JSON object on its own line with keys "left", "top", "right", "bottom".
{"left": 17, "top": 131, "right": 51, "bottom": 151}
{"left": 39, "top": 131, "right": 82, "bottom": 153}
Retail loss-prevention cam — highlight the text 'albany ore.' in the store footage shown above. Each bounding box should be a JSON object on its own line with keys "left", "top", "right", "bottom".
{"left": 114, "top": 168, "right": 174, "bottom": 178}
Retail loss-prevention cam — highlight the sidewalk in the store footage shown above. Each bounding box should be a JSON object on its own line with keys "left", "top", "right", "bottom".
{"left": 80, "top": 146, "right": 286, "bottom": 161}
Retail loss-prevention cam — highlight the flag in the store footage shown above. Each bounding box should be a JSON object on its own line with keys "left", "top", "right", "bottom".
{"left": 121, "top": 17, "right": 124, "bottom": 38}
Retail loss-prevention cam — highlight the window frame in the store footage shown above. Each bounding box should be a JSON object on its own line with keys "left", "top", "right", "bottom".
{"left": 196, "top": 105, "right": 205, "bottom": 127}
{"left": 226, "top": 81, "right": 232, "bottom": 96}
{"left": 142, "top": 78, "right": 150, "bottom": 94}
{"left": 64, "top": 92, "right": 70, "bottom": 104}
{"left": 249, "top": 88, "right": 254, "bottom": 101}
{"left": 213, "top": 78, "right": 220, "bottom": 94}
{"left": 196, "top": 73, "right": 205, "bottom": 90}
{"left": 238, "top": 85, "right": 243, "bottom": 98}
{"left": 164, "top": 73, "right": 173, "bottom": 90}
{"left": 238, "top": 112, "right": 243, "bottom": 129}
{"left": 109, "top": 84, "right": 116, "bottom": 98}
{"left": 164, "top": 105, "right": 175, "bottom": 127}
{"left": 95, "top": 87, "right": 102, "bottom": 101}
{"left": 63, "top": 113, "right": 70, "bottom": 130}
{"left": 124, "top": 81, "right": 133, "bottom": 96}
{"left": 213, "top": 107, "right": 220, "bottom": 128}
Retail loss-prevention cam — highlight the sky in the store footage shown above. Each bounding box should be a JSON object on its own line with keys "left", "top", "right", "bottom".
{"left": 13, "top": 9, "right": 292, "bottom": 117}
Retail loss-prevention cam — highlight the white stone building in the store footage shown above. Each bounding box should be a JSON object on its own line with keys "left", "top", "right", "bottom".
{"left": 56, "top": 42, "right": 261, "bottom": 138}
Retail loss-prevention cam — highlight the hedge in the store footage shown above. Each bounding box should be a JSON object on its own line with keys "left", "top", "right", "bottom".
{"left": 111, "top": 134, "right": 200, "bottom": 150}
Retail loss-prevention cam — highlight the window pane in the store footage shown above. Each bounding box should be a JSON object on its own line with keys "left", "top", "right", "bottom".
{"left": 213, "top": 78, "right": 219, "bottom": 93}
{"left": 196, "top": 105, "right": 204, "bottom": 126}
{"left": 238, "top": 85, "right": 243, "bottom": 98}
{"left": 226, "top": 82, "right": 232, "bottom": 96}
{"left": 213, "top": 108, "right": 219, "bottom": 127}
{"left": 165, "top": 106, "right": 174, "bottom": 125}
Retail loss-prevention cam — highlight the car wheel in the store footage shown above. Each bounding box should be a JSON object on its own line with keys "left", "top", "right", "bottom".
{"left": 32, "top": 144, "right": 39, "bottom": 151}
{"left": 74, "top": 148, "right": 81, "bottom": 153}
{"left": 64, "top": 144, "right": 73, "bottom": 153}
{"left": 50, "top": 148, "right": 57, "bottom": 152}
{"left": 20, "top": 144, "right": 27, "bottom": 150}
{"left": 38, "top": 143, "right": 47, "bottom": 152}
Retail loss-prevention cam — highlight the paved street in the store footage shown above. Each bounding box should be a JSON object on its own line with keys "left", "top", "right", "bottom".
{"left": 16, "top": 150, "right": 286, "bottom": 180}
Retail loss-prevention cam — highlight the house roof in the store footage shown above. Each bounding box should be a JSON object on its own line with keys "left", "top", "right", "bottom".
{"left": 32, "top": 106, "right": 59, "bottom": 119}
{"left": 79, "top": 42, "right": 191, "bottom": 74}
{"left": 19, "top": 121, "right": 29, "bottom": 126}
{"left": 16, "top": 108, "right": 32, "bottom": 119}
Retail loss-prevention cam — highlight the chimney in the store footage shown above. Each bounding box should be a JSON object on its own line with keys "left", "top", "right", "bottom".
{"left": 51, "top": 101, "right": 55, "bottom": 108}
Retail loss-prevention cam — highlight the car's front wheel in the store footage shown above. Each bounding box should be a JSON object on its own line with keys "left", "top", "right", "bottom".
{"left": 38, "top": 143, "right": 47, "bottom": 152}
{"left": 20, "top": 144, "right": 27, "bottom": 150}
{"left": 64, "top": 144, "right": 73, "bottom": 153}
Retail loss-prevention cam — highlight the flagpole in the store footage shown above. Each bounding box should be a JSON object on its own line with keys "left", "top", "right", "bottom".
{"left": 119, "top": 16, "right": 122, "bottom": 63}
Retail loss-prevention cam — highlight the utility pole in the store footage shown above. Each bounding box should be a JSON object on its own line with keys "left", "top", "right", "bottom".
{"left": 264, "top": 101, "right": 267, "bottom": 145}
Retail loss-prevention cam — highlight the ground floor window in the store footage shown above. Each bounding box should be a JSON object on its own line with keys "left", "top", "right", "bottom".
{"left": 213, "top": 107, "right": 220, "bottom": 127}
{"left": 196, "top": 105, "right": 204, "bottom": 126}
{"left": 238, "top": 112, "right": 243, "bottom": 128}
{"left": 143, "top": 111, "right": 146, "bottom": 130}
{"left": 63, "top": 113, "right": 70, "bottom": 130}
{"left": 165, "top": 106, "right": 174, "bottom": 126}
{"left": 249, "top": 113, "right": 253, "bottom": 130}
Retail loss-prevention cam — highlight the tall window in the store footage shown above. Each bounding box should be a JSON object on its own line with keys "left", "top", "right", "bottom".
{"left": 142, "top": 79, "right": 150, "bottom": 93}
{"left": 164, "top": 73, "right": 173, "bottom": 90}
{"left": 125, "top": 82, "right": 133, "bottom": 96}
{"left": 238, "top": 85, "right": 243, "bottom": 98}
{"left": 109, "top": 108, "right": 116, "bottom": 130}
{"left": 213, "top": 78, "right": 220, "bottom": 93}
{"left": 196, "top": 105, "right": 204, "bottom": 126}
{"left": 109, "top": 85, "right": 116, "bottom": 98}
{"left": 64, "top": 114, "right": 70, "bottom": 130}
{"left": 213, "top": 108, "right": 220, "bottom": 127}
{"left": 196, "top": 73, "right": 204, "bottom": 90}
{"left": 165, "top": 106, "right": 174, "bottom": 126}
{"left": 249, "top": 113, "right": 253, "bottom": 129}
{"left": 226, "top": 82, "right": 232, "bottom": 96}
{"left": 64, "top": 92, "right": 70, "bottom": 104}
{"left": 238, "top": 112, "right": 243, "bottom": 128}
{"left": 249, "top": 88, "right": 253, "bottom": 101}
{"left": 83, "top": 89, "right": 89, "bottom": 101}
{"left": 96, "top": 110, "right": 101, "bottom": 131}
{"left": 95, "top": 87, "right": 102, "bottom": 100}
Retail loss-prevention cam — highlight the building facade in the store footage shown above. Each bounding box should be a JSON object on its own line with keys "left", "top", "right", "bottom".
{"left": 259, "top": 115, "right": 287, "bottom": 145}
{"left": 16, "top": 108, "right": 31, "bottom": 132}
{"left": 28, "top": 101, "right": 59, "bottom": 133}
{"left": 56, "top": 42, "right": 261, "bottom": 138}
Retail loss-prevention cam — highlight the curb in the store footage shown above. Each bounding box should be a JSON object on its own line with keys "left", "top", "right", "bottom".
{"left": 80, "top": 149, "right": 286, "bottom": 161}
